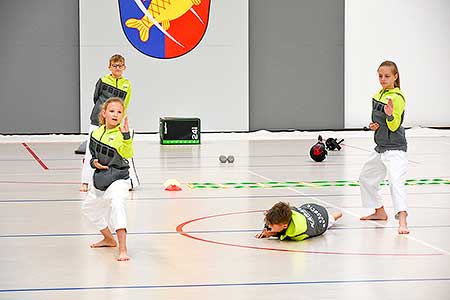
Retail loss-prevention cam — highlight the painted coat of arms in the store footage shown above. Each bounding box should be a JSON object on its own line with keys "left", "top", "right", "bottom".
{"left": 118, "top": 0, "right": 211, "bottom": 59}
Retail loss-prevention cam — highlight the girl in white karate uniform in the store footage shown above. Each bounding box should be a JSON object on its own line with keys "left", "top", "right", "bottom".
{"left": 359, "top": 61, "right": 409, "bottom": 234}
{"left": 82, "top": 97, "right": 133, "bottom": 261}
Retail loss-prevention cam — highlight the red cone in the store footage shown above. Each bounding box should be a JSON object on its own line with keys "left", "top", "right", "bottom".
{"left": 163, "top": 179, "right": 182, "bottom": 191}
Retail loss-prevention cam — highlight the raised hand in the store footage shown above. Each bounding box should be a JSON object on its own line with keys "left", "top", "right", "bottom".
{"left": 369, "top": 122, "right": 380, "bottom": 131}
{"left": 384, "top": 97, "right": 394, "bottom": 116}
{"left": 93, "top": 159, "right": 109, "bottom": 170}
{"left": 120, "top": 116, "right": 129, "bottom": 134}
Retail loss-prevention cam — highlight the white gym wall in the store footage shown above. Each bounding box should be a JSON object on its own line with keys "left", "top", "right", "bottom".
{"left": 2, "top": 1, "right": 448, "bottom": 134}
{"left": 345, "top": 0, "right": 450, "bottom": 128}
{"left": 80, "top": 0, "right": 248, "bottom": 133}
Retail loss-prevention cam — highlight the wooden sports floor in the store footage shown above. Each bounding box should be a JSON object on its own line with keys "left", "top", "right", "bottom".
{"left": 0, "top": 129, "right": 449, "bottom": 300}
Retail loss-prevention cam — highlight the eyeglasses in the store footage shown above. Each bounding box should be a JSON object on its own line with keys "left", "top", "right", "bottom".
{"left": 111, "top": 64, "right": 125, "bottom": 69}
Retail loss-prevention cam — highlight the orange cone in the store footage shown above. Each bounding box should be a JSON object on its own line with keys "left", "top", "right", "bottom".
{"left": 163, "top": 179, "right": 182, "bottom": 191}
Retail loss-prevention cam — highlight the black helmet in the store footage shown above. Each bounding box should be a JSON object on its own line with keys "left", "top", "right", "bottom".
{"left": 325, "top": 138, "right": 344, "bottom": 151}
{"left": 310, "top": 136, "right": 327, "bottom": 162}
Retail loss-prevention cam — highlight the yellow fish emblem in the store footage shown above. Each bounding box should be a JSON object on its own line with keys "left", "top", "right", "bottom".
{"left": 126, "top": 0, "right": 202, "bottom": 42}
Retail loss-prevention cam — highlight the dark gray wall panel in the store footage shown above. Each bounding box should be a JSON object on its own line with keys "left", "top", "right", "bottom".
{"left": 0, "top": 0, "right": 79, "bottom": 134}
{"left": 249, "top": 0, "right": 344, "bottom": 130}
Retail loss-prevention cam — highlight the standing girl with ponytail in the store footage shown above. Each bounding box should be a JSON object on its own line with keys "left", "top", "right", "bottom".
{"left": 359, "top": 60, "right": 409, "bottom": 234}
{"left": 82, "top": 97, "right": 134, "bottom": 260}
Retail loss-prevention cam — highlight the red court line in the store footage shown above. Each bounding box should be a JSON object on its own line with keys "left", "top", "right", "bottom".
{"left": 176, "top": 210, "right": 443, "bottom": 257}
{"left": 22, "top": 143, "right": 49, "bottom": 170}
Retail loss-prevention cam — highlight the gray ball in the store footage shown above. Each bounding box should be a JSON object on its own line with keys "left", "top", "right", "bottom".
{"left": 227, "top": 155, "right": 235, "bottom": 163}
{"left": 219, "top": 155, "right": 227, "bottom": 163}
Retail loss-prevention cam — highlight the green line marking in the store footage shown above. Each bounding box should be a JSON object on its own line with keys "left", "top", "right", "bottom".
{"left": 162, "top": 140, "right": 200, "bottom": 144}
{"left": 187, "top": 178, "right": 450, "bottom": 189}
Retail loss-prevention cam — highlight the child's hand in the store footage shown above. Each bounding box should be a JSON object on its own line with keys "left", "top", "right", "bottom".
{"left": 255, "top": 230, "right": 268, "bottom": 239}
{"left": 384, "top": 98, "right": 393, "bottom": 116}
{"left": 120, "top": 116, "right": 129, "bottom": 134}
{"left": 93, "top": 159, "right": 109, "bottom": 170}
{"left": 369, "top": 122, "right": 380, "bottom": 131}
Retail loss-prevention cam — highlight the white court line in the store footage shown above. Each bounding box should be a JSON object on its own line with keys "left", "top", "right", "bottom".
{"left": 247, "top": 170, "right": 450, "bottom": 256}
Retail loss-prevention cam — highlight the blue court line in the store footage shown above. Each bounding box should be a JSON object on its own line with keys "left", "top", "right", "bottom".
{"left": 1, "top": 194, "right": 338, "bottom": 203}
{"left": 0, "top": 190, "right": 449, "bottom": 203}
{"left": 1, "top": 277, "right": 450, "bottom": 293}
{"left": 1, "top": 225, "right": 450, "bottom": 238}
{"left": 0, "top": 199, "right": 82, "bottom": 203}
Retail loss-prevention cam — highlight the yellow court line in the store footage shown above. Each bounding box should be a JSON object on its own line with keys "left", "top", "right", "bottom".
{"left": 299, "top": 181, "right": 319, "bottom": 188}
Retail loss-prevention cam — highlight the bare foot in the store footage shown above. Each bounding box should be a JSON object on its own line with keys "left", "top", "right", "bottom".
{"left": 332, "top": 211, "right": 343, "bottom": 221}
{"left": 80, "top": 183, "right": 88, "bottom": 192}
{"left": 117, "top": 250, "right": 130, "bottom": 261}
{"left": 398, "top": 225, "right": 410, "bottom": 234}
{"left": 360, "top": 207, "right": 388, "bottom": 221}
{"left": 115, "top": 228, "right": 129, "bottom": 261}
{"left": 397, "top": 211, "right": 409, "bottom": 234}
{"left": 360, "top": 212, "right": 388, "bottom": 220}
{"left": 90, "top": 238, "right": 117, "bottom": 248}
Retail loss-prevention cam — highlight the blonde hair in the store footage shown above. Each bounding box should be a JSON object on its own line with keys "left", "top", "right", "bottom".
{"left": 378, "top": 60, "right": 400, "bottom": 88}
{"left": 109, "top": 54, "right": 125, "bottom": 66}
{"left": 98, "top": 97, "right": 124, "bottom": 125}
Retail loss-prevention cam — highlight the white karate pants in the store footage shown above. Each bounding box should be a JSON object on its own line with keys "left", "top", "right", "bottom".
{"left": 327, "top": 211, "right": 336, "bottom": 229}
{"left": 82, "top": 179, "right": 131, "bottom": 232}
{"left": 359, "top": 150, "right": 408, "bottom": 216}
{"left": 81, "top": 125, "right": 140, "bottom": 189}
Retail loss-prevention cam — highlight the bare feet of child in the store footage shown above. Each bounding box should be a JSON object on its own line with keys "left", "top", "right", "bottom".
{"left": 397, "top": 211, "right": 409, "bottom": 234}
{"left": 398, "top": 225, "right": 409, "bottom": 234}
{"left": 360, "top": 206, "right": 388, "bottom": 221}
{"left": 332, "top": 211, "right": 343, "bottom": 221}
{"left": 116, "top": 229, "right": 130, "bottom": 261}
{"left": 117, "top": 248, "right": 130, "bottom": 261}
{"left": 90, "top": 238, "right": 117, "bottom": 248}
{"left": 80, "top": 183, "right": 88, "bottom": 192}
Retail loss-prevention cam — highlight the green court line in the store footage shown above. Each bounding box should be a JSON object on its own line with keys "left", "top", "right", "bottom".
{"left": 188, "top": 178, "right": 450, "bottom": 189}
{"left": 161, "top": 140, "right": 200, "bottom": 144}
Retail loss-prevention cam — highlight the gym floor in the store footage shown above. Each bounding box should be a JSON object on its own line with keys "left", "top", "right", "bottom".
{"left": 1, "top": 128, "right": 449, "bottom": 300}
